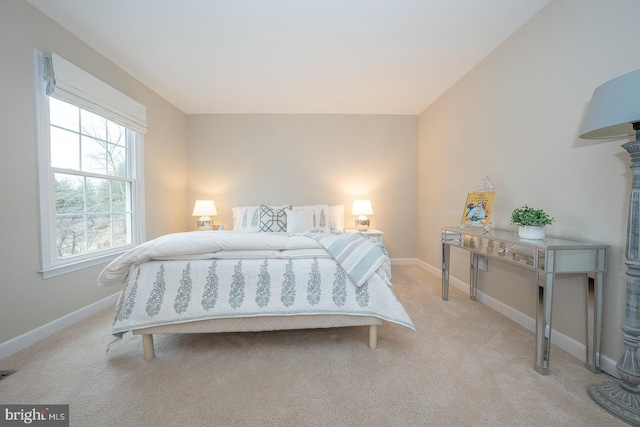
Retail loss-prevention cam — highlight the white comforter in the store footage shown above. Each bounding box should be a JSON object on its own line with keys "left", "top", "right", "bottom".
{"left": 98, "top": 230, "right": 390, "bottom": 288}
{"left": 98, "top": 231, "right": 332, "bottom": 287}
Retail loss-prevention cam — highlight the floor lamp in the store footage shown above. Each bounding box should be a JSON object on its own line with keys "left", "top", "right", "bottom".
{"left": 580, "top": 68, "right": 640, "bottom": 426}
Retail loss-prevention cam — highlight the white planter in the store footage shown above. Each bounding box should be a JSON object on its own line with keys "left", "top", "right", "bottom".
{"left": 518, "top": 225, "right": 545, "bottom": 240}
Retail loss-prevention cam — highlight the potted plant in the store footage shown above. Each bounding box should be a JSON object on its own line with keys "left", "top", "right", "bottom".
{"left": 510, "top": 205, "right": 555, "bottom": 239}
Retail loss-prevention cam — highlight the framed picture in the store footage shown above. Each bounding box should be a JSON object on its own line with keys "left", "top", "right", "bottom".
{"left": 461, "top": 192, "right": 495, "bottom": 226}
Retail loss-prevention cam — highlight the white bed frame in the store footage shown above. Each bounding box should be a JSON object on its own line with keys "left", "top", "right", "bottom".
{"left": 132, "top": 314, "right": 382, "bottom": 360}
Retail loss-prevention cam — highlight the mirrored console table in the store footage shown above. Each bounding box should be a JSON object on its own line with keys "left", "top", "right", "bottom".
{"left": 441, "top": 226, "right": 609, "bottom": 375}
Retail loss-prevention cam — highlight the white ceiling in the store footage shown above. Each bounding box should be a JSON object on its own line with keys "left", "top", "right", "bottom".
{"left": 27, "top": 0, "right": 550, "bottom": 115}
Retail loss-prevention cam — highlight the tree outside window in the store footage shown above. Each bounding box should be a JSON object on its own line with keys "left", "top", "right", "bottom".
{"left": 49, "top": 97, "right": 134, "bottom": 259}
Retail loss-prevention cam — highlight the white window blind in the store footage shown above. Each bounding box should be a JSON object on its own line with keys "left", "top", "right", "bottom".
{"left": 43, "top": 52, "right": 148, "bottom": 134}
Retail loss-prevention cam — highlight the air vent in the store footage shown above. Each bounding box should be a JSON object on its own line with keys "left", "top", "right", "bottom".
{"left": 0, "top": 371, "right": 17, "bottom": 381}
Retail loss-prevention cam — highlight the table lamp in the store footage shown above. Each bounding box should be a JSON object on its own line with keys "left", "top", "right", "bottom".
{"left": 352, "top": 200, "right": 373, "bottom": 231}
{"left": 192, "top": 200, "right": 217, "bottom": 231}
{"left": 580, "top": 68, "right": 640, "bottom": 425}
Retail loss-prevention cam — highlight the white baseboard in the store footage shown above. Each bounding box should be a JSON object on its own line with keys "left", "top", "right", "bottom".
{"left": 415, "top": 258, "right": 440, "bottom": 275}
{"left": 0, "top": 293, "right": 119, "bottom": 361}
{"left": 390, "top": 258, "right": 419, "bottom": 265}
{"left": 417, "top": 260, "right": 619, "bottom": 378}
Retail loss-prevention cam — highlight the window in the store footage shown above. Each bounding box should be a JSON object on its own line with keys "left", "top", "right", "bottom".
{"left": 35, "top": 51, "right": 147, "bottom": 278}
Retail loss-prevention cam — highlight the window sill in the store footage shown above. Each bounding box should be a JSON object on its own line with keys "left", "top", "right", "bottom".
{"left": 40, "top": 251, "right": 126, "bottom": 279}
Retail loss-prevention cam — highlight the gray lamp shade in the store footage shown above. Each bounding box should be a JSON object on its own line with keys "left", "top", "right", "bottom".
{"left": 580, "top": 68, "right": 640, "bottom": 139}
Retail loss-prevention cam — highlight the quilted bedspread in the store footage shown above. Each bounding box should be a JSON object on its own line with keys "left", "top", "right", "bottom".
{"left": 99, "top": 231, "right": 415, "bottom": 346}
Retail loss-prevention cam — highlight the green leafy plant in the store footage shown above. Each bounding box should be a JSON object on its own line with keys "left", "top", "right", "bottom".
{"left": 510, "top": 205, "right": 555, "bottom": 227}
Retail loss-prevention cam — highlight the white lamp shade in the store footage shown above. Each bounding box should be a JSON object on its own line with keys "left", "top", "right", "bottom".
{"left": 580, "top": 68, "right": 640, "bottom": 139}
{"left": 192, "top": 200, "right": 217, "bottom": 216}
{"left": 352, "top": 200, "right": 373, "bottom": 216}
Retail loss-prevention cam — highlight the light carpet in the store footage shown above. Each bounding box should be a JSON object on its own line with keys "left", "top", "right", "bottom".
{"left": 0, "top": 265, "right": 626, "bottom": 426}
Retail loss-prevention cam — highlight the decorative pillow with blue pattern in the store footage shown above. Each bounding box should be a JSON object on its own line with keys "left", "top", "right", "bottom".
{"left": 293, "top": 205, "right": 330, "bottom": 230}
{"left": 259, "top": 205, "right": 292, "bottom": 232}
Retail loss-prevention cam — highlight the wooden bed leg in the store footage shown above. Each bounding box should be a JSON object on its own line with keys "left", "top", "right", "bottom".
{"left": 142, "top": 334, "right": 155, "bottom": 360}
{"left": 369, "top": 325, "right": 378, "bottom": 350}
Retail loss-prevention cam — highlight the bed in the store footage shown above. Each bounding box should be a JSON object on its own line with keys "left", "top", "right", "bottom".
{"left": 97, "top": 204, "right": 415, "bottom": 359}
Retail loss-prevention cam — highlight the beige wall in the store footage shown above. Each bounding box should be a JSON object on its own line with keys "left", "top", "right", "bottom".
{"left": 0, "top": 0, "right": 188, "bottom": 343}
{"left": 418, "top": 0, "right": 640, "bottom": 365}
{"left": 187, "top": 114, "right": 418, "bottom": 258}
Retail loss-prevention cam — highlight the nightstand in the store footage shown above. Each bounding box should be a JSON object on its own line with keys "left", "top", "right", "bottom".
{"left": 345, "top": 229, "right": 383, "bottom": 244}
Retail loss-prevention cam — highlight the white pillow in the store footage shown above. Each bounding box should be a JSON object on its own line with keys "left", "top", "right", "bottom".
{"left": 285, "top": 209, "right": 314, "bottom": 233}
{"left": 232, "top": 206, "right": 261, "bottom": 232}
{"left": 294, "top": 205, "right": 330, "bottom": 230}
{"left": 329, "top": 205, "right": 345, "bottom": 231}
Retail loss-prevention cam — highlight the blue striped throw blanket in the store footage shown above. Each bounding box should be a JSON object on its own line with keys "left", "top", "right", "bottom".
{"left": 305, "top": 231, "right": 390, "bottom": 287}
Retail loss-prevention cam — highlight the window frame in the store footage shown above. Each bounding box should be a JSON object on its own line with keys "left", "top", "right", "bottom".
{"left": 34, "top": 50, "right": 146, "bottom": 279}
